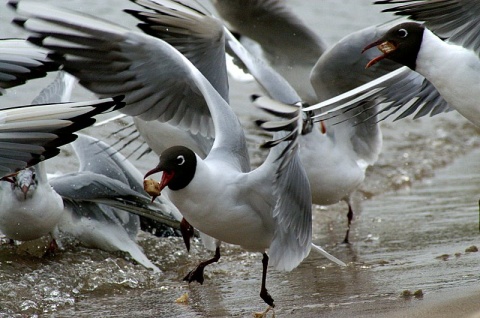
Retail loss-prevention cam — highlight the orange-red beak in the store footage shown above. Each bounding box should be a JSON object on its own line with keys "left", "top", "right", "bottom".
{"left": 362, "top": 40, "right": 398, "bottom": 68}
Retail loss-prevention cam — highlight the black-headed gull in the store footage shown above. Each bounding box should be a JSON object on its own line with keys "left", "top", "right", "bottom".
{"left": 0, "top": 70, "right": 101, "bottom": 243}
{"left": 125, "top": 0, "right": 403, "bottom": 243}
{"left": 359, "top": 0, "right": 480, "bottom": 127}
{"left": 305, "top": 1, "right": 480, "bottom": 127}
{"left": 10, "top": 0, "right": 345, "bottom": 307}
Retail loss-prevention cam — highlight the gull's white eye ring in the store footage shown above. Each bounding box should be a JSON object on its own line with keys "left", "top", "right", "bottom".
{"left": 177, "top": 155, "right": 185, "bottom": 165}
{"left": 398, "top": 28, "right": 408, "bottom": 38}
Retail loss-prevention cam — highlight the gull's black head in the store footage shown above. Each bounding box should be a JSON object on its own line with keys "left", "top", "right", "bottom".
{"left": 144, "top": 146, "right": 197, "bottom": 191}
{"left": 363, "top": 22, "right": 425, "bottom": 70}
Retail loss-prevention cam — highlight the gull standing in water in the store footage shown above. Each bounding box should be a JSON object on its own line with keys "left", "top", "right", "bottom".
{"left": 10, "top": 0, "right": 345, "bottom": 307}
{"left": 0, "top": 68, "right": 180, "bottom": 271}
{"left": 0, "top": 95, "right": 124, "bottom": 241}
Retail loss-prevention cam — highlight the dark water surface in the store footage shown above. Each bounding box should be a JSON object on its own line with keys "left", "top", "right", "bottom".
{"left": 0, "top": 0, "right": 479, "bottom": 317}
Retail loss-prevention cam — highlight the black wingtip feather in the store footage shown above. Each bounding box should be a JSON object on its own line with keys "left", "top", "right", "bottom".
{"left": 27, "top": 36, "right": 47, "bottom": 47}
{"left": 255, "top": 119, "right": 266, "bottom": 127}
{"left": 11, "top": 18, "right": 26, "bottom": 27}
{"left": 7, "top": 1, "right": 19, "bottom": 10}
{"left": 250, "top": 94, "right": 261, "bottom": 102}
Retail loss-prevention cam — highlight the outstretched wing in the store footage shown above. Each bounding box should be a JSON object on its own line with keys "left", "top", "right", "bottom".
{"left": 12, "top": 1, "right": 249, "bottom": 172}
{"left": 305, "top": 66, "right": 452, "bottom": 123}
{"left": 0, "top": 38, "right": 59, "bottom": 93}
{"left": 213, "top": 0, "right": 326, "bottom": 103}
{"left": 0, "top": 97, "right": 123, "bottom": 178}
{"left": 252, "top": 97, "right": 312, "bottom": 271}
{"left": 11, "top": 1, "right": 216, "bottom": 138}
{"left": 126, "top": 0, "right": 229, "bottom": 102}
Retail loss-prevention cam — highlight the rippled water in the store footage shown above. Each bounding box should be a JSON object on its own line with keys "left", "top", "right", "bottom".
{"left": 1, "top": 0, "right": 480, "bottom": 317}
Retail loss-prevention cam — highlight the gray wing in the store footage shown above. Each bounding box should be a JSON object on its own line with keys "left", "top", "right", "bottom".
{"left": 0, "top": 97, "right": 123, "bottom": 178}
{"left": 306, "top": 66, "right": 452, "bottom": 124}
{"left": 50, "top": 171, "right": 181, "bottom": 230}
{"left": 12, "top": 1, "right": 249, "bottom": 172}
{"left": 212, "top": 0, "right": 326, "bottom": 103}
{"left": 252, "top": 101, "right": 312, "bottom": 271}
{"left": 71, "top": 134, "right": 145, "bottom": 192}
{"left": 71, "top": 134, "right": 183, "bottom": 225}
{"left": 377, "top": 0, "right": 480, "bottom": 57}
{"left": 212, "top": 0, "right": 326, "bottom": 58}
{"left": 126, "top": 0, "right": 229, "bottom": 102}
{"left": 127, "top": 0, "right": 305, "bottom": 165}
{"left": 0, "top": 38, "right": 58, "bottom": 93}
{"left": 269, "top": 143, "right": 312, "bottom": 272}
{"left": 11, "top": 1, "right": 215, "bottom": 138}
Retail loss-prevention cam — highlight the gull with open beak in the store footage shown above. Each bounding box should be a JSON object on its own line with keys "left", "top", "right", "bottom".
{"left": 307, "top": 0, "right": 480, "bottom": 129}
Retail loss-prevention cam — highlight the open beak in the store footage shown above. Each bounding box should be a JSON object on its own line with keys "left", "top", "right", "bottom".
{"left": 144, "top": 167, "right": 175, "bottom": 202}
{"left": 362, "top": 40, "right": 398, "bottom": 68}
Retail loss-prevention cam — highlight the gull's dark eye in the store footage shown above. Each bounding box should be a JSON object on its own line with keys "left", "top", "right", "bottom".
{"left": 397, "top": 28, "right": 408, "bottom": 38}
{"left": 176, "top": 155, "right": 185, "bottom": 165}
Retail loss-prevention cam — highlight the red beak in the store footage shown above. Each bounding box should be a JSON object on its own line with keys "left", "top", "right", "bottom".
{"left": 144, "top": 166, "right": 161, "bottom": 180}
{"left": 158, "top": 171, "right": 175, "bottom": 192}
{"left": 362, "top": 39, "right": 397, "bottom": 69}
{"left": 362, "top": 39, "right": 383, "bottom": 54}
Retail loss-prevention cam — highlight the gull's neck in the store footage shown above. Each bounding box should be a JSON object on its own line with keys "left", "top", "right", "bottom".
{"left": 415, "top": 28, "right": 480, "bottom": 126}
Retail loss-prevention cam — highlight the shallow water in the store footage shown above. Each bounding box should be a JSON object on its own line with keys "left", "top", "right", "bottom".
{"left": 1, "top": 0, "right": 480, "bottom": 317}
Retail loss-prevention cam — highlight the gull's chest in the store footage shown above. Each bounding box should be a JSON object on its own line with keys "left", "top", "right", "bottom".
{"left": 166, "top": 165, "right": 274, "bottom": 250}
{"left": 0, "top": 185, "right": 64, "bottom": 240}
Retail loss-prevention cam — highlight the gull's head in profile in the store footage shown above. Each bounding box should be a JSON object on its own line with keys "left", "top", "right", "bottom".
{"left": 144, "top": 146, "right": 197, "bottom": 195}
{"left": 363, "top": 22, "right": 425, "bottom": 70}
